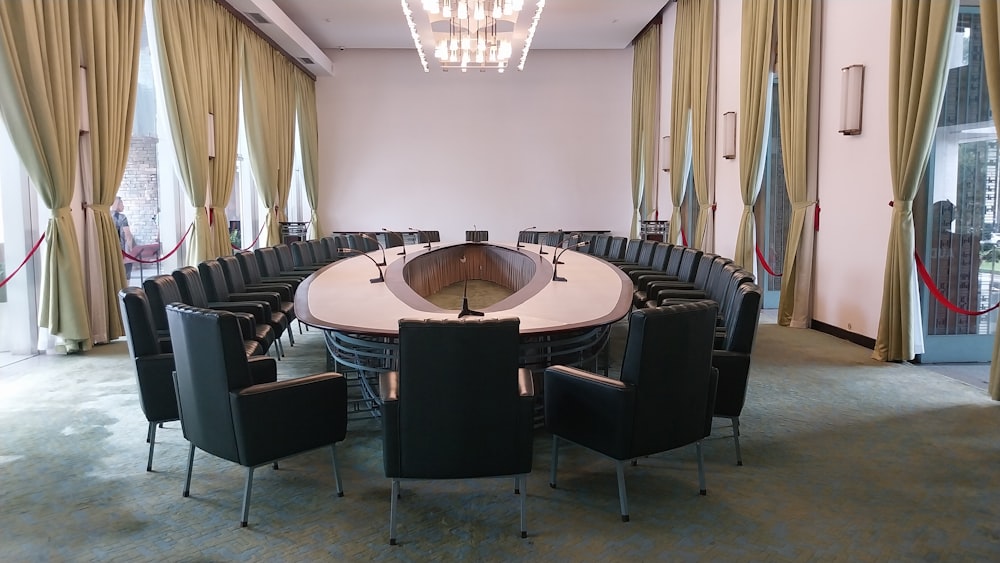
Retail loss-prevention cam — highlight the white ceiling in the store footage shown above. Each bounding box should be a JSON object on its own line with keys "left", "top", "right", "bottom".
{"left": 226, "top": 0, "right": 669, "bottom": 75}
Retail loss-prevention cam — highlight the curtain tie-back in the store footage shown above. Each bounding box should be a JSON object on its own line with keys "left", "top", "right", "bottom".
{"left": 793, "top": 200, "right": 816, "bottom": 211}
{"left": 744, "top": 204, "right": 754, "bottom": 213}
{"left": 888, "top": 200, "right": 913, "bottom": 213}
{"left": 53, "top": 206, "right": 74, "bottom": 220}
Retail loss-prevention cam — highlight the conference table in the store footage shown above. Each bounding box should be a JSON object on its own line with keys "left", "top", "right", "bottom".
{"left": 295, "top": 241, "right": 633, "bottom": 416}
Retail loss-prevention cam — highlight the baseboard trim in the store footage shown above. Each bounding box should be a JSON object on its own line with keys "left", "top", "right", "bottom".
{"left": 811, "top": 319, "right": 876, "bottom": 350}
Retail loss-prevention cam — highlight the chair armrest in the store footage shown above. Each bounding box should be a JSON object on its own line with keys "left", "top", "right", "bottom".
{"left": 133, "top": 354, "right": 178, "bottom": 422}
{"left": 229, "top": 291, "right": 281, "bottom": 312}
{"left": 208, "top": 301, "right": 267, "bottom": 323}
{"left": 243, "top": 283, "right": 293, "bottom": 301}
{"left": 634, "top": 273, "right": 679, "bottom": 290}
{"left": 712, "top": 351, "right": 751, "bottom": 417}
{"left": 247, "top": 356, "right": 277, "bottom": 384}
{"left": 135, "top": 353, "right": 175, "bottom": 375}
{"left": 379, "top": 370, "right": 398, "bottom": 402}
{"left": 657, "top": 291, "right": 709, "bottom": 304}
{"left": 231, "top": 373, "right": 348, "bottom": 467}
{"left": 544, "top": 365, "right": 634, "bottom": 460}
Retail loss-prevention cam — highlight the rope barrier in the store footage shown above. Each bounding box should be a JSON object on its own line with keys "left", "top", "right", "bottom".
{"left": 914, "top": 251, "right": 1000, "bottom": 317}
{"left": 755, "top": 244, "right": 783, "bottom": 277}
{"left": 231, "top": 222, "right": 268, "bottom": 251}
{"left": 122, "top": 224, "right": 193, "bottom": 264}
{"left": 0, "top": 234, "right": 45, "bottom": 289}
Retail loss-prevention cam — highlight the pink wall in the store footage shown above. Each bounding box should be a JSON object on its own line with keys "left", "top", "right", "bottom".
{"left": 315, "top": 49, "right": 635, "bottom": 243}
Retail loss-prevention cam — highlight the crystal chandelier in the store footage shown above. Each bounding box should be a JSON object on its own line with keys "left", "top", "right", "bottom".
{"left": 421, "top": 1, "right": 524, "bottom": 72}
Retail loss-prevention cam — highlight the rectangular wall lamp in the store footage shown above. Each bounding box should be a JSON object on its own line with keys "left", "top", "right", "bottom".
{"left": 839, "top": 64, "right": 865, "bottom": 135}
{"left": 660, "top": 135, "right": 671, "bottom": 172}
{"left": 722, "top": 111, "right": 736, "bottom": 159}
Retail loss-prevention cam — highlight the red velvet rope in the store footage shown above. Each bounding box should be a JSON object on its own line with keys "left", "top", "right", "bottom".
{"left": 914, "top": 251, "right": 1000, "bottom": 317}
{"left": 0, "top": 233, "right": 45, "bottom": 289}
{"left": 231, "top": 222, "right": 268, "bottom": 251}
{"left": 755, "top": 244, "right": 783, "bottom": 277}
{"left": 680, "top": 227, "right": 688, "bottom": 246}
{"left": 122, "top": 224, "right": 193, "bottom": 264}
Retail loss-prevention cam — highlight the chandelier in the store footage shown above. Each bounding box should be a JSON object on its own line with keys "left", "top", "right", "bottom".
{"left": 421, "top": 1, "right": 524, "bottom": 73}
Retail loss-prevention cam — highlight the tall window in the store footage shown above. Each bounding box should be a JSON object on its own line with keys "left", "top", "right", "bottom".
{"left": 757, "top": 76, "right": 791, "bottom": 308}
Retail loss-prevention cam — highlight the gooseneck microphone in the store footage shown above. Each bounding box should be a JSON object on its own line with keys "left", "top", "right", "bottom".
{"left": 408, "top": 227, "right": 433, "bottom": 249}
{"left": 551, "top": 242, "right": 590, "bottom": 282}
{"left": 457, "top": 255, "right": 484, "bottom": 318}
{"left": 553, "top": 233, "right": 581, "bottom": 265}
{"left": 517, "top": 226, "right": 536, "bottom": 249}
{"left": 357, "top": 232, "right": 387, "bottom": 266}
{"left": 382, "top": 228, "right": 407, "bottom": 258}
{"left": 341, "top": 248, "right": 385, "bottom": 283}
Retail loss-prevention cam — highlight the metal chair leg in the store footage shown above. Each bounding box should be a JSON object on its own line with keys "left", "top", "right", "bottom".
{"left": 615, "top": 460, "right": 629, "bottom": 522}
{"left": 241, "top": 466, "right": 255, "bottom": 527}
{"left": 183, "top": 443, "right": 195, "bottom": 497}
{"left": 732, "top": 416, "right": 743, "bottom": 466}
{"left": 696, "top": 441, "right": 707, "bottom": 495}
{"left": 287, "top": 325, "right": 295, "bottom": 346}
{"left": 389, "top": 479, "right": 399, "bottom": 545}
{"left": 549, "top": 435, "right": 559, "bottom": 488}
{"left": 331, "top": 444, "right": 344, "bottom": 497}
{"left": 146, "top": 422, "right": 156, "bottom": 472}
{"left": 519, "top": 474, "right": 527, "bottom": 538}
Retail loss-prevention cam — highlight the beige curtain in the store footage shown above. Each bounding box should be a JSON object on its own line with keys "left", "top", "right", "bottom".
{"left": 206, "top": 3, "right": 240, "bottom": 258}
{"left": 150, "top": 0, "right": 212, "bottom": 266}
{"left": 630, "top": 21, "right": 661, "bottom": 239}
{"left": 294, "top": 70, "right": 322, "bottom": 240}
{"left": 669, "top": 0, "right": 694, "bottom": 244}
{"left": 0, "top": 1, "right": 91, "bottom": 350}
{"left": 874, "top": 0, "right": 958, "bottom": 361}
{"left": 774, "top": 0, "right": 815, "bottom": 326}
{"left": 690, "top": 0, "right": 716, "bottom": 250}
{"left": 975, "top": 1, "right": 1000, "bottom": 398}
{"left": 79, "top": 0, "right": 143, "bottom": 343}
{"left": 734, "top": 0, "right": 775, "bottom": 269}
{"left": 242, "top": 30, "right": 297, "bottom": 247}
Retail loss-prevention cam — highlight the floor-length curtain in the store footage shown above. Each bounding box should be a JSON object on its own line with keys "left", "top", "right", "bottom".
{"left": 669, "top": 0, "right": 694, "bottom": 244}
{"left": 874, "top": 0, "right": 958, "bottom": 361}
{"left": 206, "top": 3, "right": 240, "bottom": 258}
{"left": 774, "top": 0, "right": 815, "bottom": 327}
{"left": 0, "top": 1, "right": 91, "bottom": 350}
{"left": 630, "top": 21, "right": 660, "bottom": 239}
{"left": 79, "top": 0, "right": 142, "bottom": 343}
{"left": 734, "top": 0, "right": 775, "bottom": 270}
{"left": 242, "top": 30, "right": 297, "bottom": 247}
{"left": 974, "top": 1, "right": 1000, "bottom": 398}
{"left": 150, "top": 0, "right": 212, "bottom": 266}
{"left": 690, "top": 0, "right": 717, "bottom": 250}
{"left": 294, "top": 70, "right": 322, "bottom": 240}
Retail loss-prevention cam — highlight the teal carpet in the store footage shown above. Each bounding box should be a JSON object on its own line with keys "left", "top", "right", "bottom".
{"left": 0, "top": 316, "right": 998, "bottom": 561}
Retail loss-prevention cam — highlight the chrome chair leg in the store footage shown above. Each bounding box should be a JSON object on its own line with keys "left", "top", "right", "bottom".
{"left": 287, "top": 326, "right": 295, "bottom": 346}
{"left": 615, "top": 460, "right": 629, "bottom": 522}
{"left": 183, "top": 443, "right": 195, "bottom": 497}
{"left": 696, "top": 441, "right": 707, "bottom": 495}
{"left": 549, "top": 435, "right": 559, "bottom": 488}
{"left": 331, "top": 444, "right": 344, "bottom": 497}
{"left": 732, "top": 416, "right": 743, "bottom": 466}
{"left": 146, "top": 422, "right": 157, "bottom": 472}
{"left": 389, "top": 479, "right": 400, "bottom": 545}
{"left": 241, "top": 466, "right": 255, "bottom": 527}
{"left": 519, "top": 474, "right": 527, "bottom": 538}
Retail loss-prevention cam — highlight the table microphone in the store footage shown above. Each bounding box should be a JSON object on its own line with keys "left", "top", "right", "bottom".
{"left": 552, "top": 242, "right": 589, "bottom": 282}
{"left": 553, "top": 233, "right": 581, "bottom": 265}
{"left": 517, "top": 226, "right": 536, "bottom": 249}
{"left": 408, "top": 227, "right": 433, "bottom": 249}
{"left": 458, "top": 255, "right": 484, "bottom": 318}
{"left": 357, "top": 232, "right": 387, "bottom": 266}
{"left": 383, "top": 228, "right": 407, "bottom": 257}
{"left": 340, "top": 248, "right": 385, "bottom": 283}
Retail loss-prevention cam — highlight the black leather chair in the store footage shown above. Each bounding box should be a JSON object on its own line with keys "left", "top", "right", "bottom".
{"left": 379, "top": 317, "right": 535, "bottom": 545}
{"left": 234, "top": 250, "right": 302, "bottom": 293}
{"left": 192, "top": 262, "right": 291, "bottom": 355}
{"left": 604, "top": 236, "right": 628, "bottom": 260}
{"left": 545, "top": 301, "right": 719, "bottom": 522}
{"left": 217, "top": 255, "right": 297, "bottom": 342}
{"left": 588, "top": 234, "right": 611, "bottom": 257}
{"left": 165, "top": 303, "right": 348, "bottom": 527}
{"left": 275, "top": 243, "right": 323, "bottom": 273}
{"left": 642, "top": 255, "right": 733, "bottom": 308}
{"left": 118, "top": 287, "right": 178, "bottom": 472}
{"left": 620, "top": 242, "right": 672, "bottom": 278}
{"left": 465, "top": 230, "right": 489, "bottom": 243}
{"left": 290, "top": 240, "right": 331, "bottom": 269}
{"left": 255, "top": 246, "right": 312, "bottom": 281}
{"left": 633, "top": 247, "right": 705, "bottom": 307}
{"left": 604, "top": 238, "right": 644, "bottom": 266}
{"left": 712, "top": 282, "right": 763, "bottom": 466}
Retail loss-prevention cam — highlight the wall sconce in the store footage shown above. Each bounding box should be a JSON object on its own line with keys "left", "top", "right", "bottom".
{"left": 839, "top": 64, "right": 865, "bottom": 135}
{"left": 660, "top": 135, "right": 671, "bottom": 172}
{"left": 207, "top": 112, "right": 216, "bottom": 159}
{"left": 722, "top": 111, "right": 736, "bottom": 159}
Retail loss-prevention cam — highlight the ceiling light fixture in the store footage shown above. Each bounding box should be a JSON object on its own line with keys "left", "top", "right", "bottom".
{"left": 417, "top": 1, "right": 536, "bottom": 73}
{"left": 517, "top": 0, "right": 544, "bottom": 71}
{"left": 402, "top": 0, "right": 430, "bottom": 72}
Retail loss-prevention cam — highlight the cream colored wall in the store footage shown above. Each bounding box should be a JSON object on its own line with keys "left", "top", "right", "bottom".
{"left": 315, "top": 48, "right": 635, "bottom": 243}
{"left": 659, "top": 0, "right": 894, "bottom": 340}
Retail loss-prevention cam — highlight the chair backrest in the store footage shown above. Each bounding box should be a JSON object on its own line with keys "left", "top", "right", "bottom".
{"left": 143, "top": 274, "right": 187, "bottom": 333}
{"left": 647, "top": 243, "right": 673, "bottom": 271}
{"left": 217, "top": 255, "right": 251, "bottom": 293}
{"left": 235, "top": 251, "right": 264, "bottom": 284}
{"left": 119, "top": 286, "right": 165, "bottom": 360}
{"left": 360, "top": 233, "right": 381, "bottom": 252}
{"left": 690, "top": 254, "right": 720, "bottom": 289}
{"left": 466, "top": 230, "right": 489, "bottom": 243}
{"left": 698, "top": 256, "right": 734, "bottom": 291}
{"left": 621, "top": 239, "right": 642, "bottom": 263}
{"left": 345, "top": 233, "right": 362, "bottom": 251}
{"left": 719, "top": 282, "right": 763, "bottom": 354}
{"left": 386, "top": 317, "right": 530, "bottom": 478}
{"left": 619, "top": 301, "right": 719, "bottom": 454}
{"left": 673, "top": 247, "right": 704, "bottom": 281}
{"left": 194, "top": 261, "right": 234, "bottom": 302}
{"left": 634, "top": 240, "right": 659, "bottom": 266}
{"left": 590, "top": 234, "right": 611, "bottom": 256}
{"left": 290, "top": 241, "right": 315, "bottom": 268}
{"left": 274, "top": 244, "right": 297, "bottom": 271}
{"left": 542, "top": 231, "right": 563, "bottom": 247}
{"left": 323, "top": 236, "right": 344, "bottom": 260}
{"left": 166, "top": 304, "right": 252, "bottom": 464}
{"left": 309, "top": 239, "right": 331, "bottom": 262}
{"left": 518, "top": 230, "right": 537, "bottom": 244}
{"left": 172, "top": 266, "right": 214, "bottom": 307}
{"left": 382, "top": 231, "right": 405, "bottom": 248}
{"left": 119, "top": 287, "right": 178, "bottom": 423}
{"left": 606, "top": 236, "right": 628, "bottom": 260}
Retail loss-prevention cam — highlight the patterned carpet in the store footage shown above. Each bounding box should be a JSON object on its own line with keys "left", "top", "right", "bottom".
{"left": 0, "top": 314, "right": 998, "bottom": 561}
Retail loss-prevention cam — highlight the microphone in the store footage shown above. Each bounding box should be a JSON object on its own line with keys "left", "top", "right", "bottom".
{"left": 553, "top": 233, "right": 581, "bottom": 265}
{"left": 382, "top": 228, "right": 407, "bottom": 258}
{"left": 551, "top": 242, "right": 590, "bottom": 282}
{"left": 517, "top": 226, "right": 536, "bottom": 249}
{"left": 341, "top": 248, "right": 385, "bottom": 283}
{"left": 357, "top": 232, "right": 387, "bottom": 266}
{"left": 408, "top": 227, "right": 433, "bottom": 249}
{"left": 457, "top": 255, "right": 484, "bottom": 318}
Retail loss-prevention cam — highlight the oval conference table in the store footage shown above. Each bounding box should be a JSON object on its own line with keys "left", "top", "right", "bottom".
{"left": 294, "top": 241, "right": 633, "bottom": 417}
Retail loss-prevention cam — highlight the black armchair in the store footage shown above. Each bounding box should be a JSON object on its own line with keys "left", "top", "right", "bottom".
{"left": 118, "top": 287, "right": 178, "bottom": 472}
{"left": 545, "top": 301, "right": 719, "bottom": 522}
{"left": 380, "top": 317, "right": 534, "bottom": 545}
{"left": 217, "top": 255, "right": 297, "bottom": 342}
{"left": 165, "top": 303, "right": 348, "bottom": 527}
